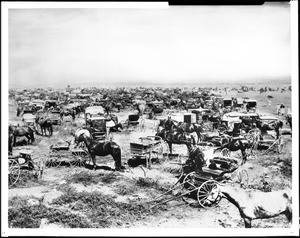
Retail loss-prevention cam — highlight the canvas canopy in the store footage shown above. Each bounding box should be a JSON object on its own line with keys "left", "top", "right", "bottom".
{"left": 85, "top": 106, "right": 105, "bottom": 116}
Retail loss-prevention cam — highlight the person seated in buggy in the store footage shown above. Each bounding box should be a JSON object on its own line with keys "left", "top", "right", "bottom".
{"left": 184, "top": 143, "right": 206, "bottom": 173}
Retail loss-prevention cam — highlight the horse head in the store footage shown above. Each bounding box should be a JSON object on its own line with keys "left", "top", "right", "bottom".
{"left": 9, "top": 124, "right": 16, "bottom": 133}
{"left": 74, "top": 128, "right": 91, "bottom": 145}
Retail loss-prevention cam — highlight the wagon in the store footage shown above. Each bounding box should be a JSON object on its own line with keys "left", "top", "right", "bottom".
{"left": 22, "top": 113, "right": 36, "bottom": 128}
{"left": 129, "top": 136, "right": 168, "bottom": 168}
{"left": 46, "top": 141, "right": 89, "bottom": 168}
{"left": 8, "top": 151, "right": 43, "bottom": 187}
{"left": 124, "top": 114, "right": 146, "bottom": 131}
{"left": 49, "top": 110, "right": 62, "bottom": 125}
{"left": 148, "top": 154, "right": 248, "bottom": 208}
{"left": 86, "top": 116, "right": 108, "bottom": 140}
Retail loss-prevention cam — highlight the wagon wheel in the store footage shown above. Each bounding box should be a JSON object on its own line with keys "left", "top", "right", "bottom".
{"left": 221, "top": 148, "right": 231, "bottom": 158}
{"left": 235, "top": 169, "right": 249, "bottom": 188}
{"left": 9, "top": 159, "right": 20, "bottom": 187}
{"left": 70, "top": 151, "right": 88, "bottom": 167}
{"left": 197, "top": 180, "right": 220, "bottom": 208}
{"left": 45, "top": 156, "right": 61, "bottom": 168}
{"left": 156, "top": 141, "right": 169, "bottom": 164}
{"left": 182, "top": 172, "right": 197, "bottom": 190}
{"left": 277, "top": 136, "right": 284, "bottom": 153}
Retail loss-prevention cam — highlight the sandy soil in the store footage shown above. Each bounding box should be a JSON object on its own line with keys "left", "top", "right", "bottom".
{"left": 7, "top": 88, "right": 293, "bottom": 230}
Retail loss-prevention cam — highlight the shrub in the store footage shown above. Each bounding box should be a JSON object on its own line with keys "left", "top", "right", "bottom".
{"left": 64, "top": 171, "right": 119, "bottom": 186}
{"left": 8, "top": 196, "right": 90, "bottom": 228}
{"left": 51, "top": 189, "right": 158, "bottom": 228}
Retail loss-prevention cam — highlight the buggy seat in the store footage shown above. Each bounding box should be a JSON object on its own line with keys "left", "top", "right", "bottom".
{"left": 128, "top": 114, "right": 140, "bottom": 125}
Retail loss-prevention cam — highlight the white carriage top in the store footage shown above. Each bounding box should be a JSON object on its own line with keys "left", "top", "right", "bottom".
{"left": 22, "top": 113, "right": 36, "bottom": 122}
{"left": 85, "top": 106, "right": 105, "bottom": 116}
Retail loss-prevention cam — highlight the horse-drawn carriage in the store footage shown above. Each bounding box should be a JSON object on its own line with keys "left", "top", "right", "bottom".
{"left": 46, "top": 141, "right": 89, "bottom": 168}
{"left": 244, "top": 99, "right": 257, "bottom": 112}
{"left": 44, "top": 99, "right": 58, "bottom": 109}
{"left": 8, "top": 150, "right": 43, "bottom": 187}
{"left": 148, "top": 153, "right": 248, "bottom": 208}
{"left": 22, "top": 112, "right": 36, "bottom": 128}
{"left": 123, "top": 114, "right": 146, "bottom": 131}
{"left": 256, "top": 116, "right": 284, "bottom": 153}
{"left": 128, "top": 136, "right": 168, "bottom": 168}
{"left": 49, "top": 109, "right": 62, "bottom": 125}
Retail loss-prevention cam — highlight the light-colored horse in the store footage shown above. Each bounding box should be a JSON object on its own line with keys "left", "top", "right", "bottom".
{"left": 74, "top": 128, "right": 91, "bottom": 148}
{"left": 211, "top": 185, "right": 292, "bottom": 228}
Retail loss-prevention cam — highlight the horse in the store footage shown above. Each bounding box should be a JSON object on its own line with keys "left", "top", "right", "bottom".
{"left": 174, "top": 122, "right": 204, "bottom": 144}
{"left": 16, "top": 106, "right": 23, "bottom": 117}
{"left": 156, "top": 129, "right": 196, "bottom": 154}
{"left": 9, "top": 124, "right": 35, "bottom": 146}
{"left": 214, "top": 135, "right": 249, "bottom": 165}
{"left": 9, "top": 132, "right": 14, "bottom": 154}
{"left": 74, "top": 128, "right": 91, "bottom": 148}
{"left": 215, "top": 185, "right": 292, "bottom": 228}
{"left": 286, "top": 115, "right": 292, "bottom": 129}
{"left": 257, "top": 120, "right": 283, "bottom": 139}
{"left": 76, "top": 132, "right": 122, "bottom": 171}
{"left": 134, "top": 101, "right": 146, "bottom": 116}
{"left": 35, "top": 115, "right": 53, "bottom": 136}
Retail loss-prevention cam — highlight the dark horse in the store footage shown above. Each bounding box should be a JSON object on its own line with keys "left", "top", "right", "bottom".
{"left": 36, "top": 115, "right": 53, "bottom": 136}
{"left": 285, "top": 114, "right": 292, "bottom": 129}
{"left": 214, "top": 135, "right": 249, "bottom": 165}
{"left": 9, "top": 132, "right": 14, "bottom": 154}
{"left": 77, "top": 133, "right": 122, "bottom": 171}
{"left": 9, "top": 125, "right": 35, "bottom": 146}
{"left": 175, "top": 122, "right": 204, "bottom": 144}
{"left": 257, "top": 120, "right": 283, "bottom": 139}
{"left": 156, "top": 129, "right": 196, "bottom": 154}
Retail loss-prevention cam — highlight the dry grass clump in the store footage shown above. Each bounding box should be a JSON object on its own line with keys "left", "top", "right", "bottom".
{"left": 51, "top": 188, "right": 157, "bottom": 228}
{"left": 114, "top": 185, "right": 136, "bottom": 196}
{"left": 9, "top": 170, "right": 46, "bottom": 189}
{"left": 8, "top": 195, "right": 90, "bottom": 228}
{"left": 64, "top": 171, "right": 119, "bottom": 186}
{"left": 135, "top": 177, "right": 171, "bottom": 192}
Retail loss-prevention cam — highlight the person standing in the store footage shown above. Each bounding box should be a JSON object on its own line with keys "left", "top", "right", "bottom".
{"left": 280, "top": 104, "right": 285, "bottom": 116}
{"left": 276, "top": 104, "right": 280, "bottom": 115}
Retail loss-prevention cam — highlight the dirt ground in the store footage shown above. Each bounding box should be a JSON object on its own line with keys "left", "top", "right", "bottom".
{"left": 7, "top": 87, "right": 293, "bottom": 232}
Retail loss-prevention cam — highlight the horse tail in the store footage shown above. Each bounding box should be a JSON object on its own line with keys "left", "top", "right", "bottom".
{"left": 50, "top": 123, "right": 53, "bottom": 135}
{"left": 111, "top": 143, "right": 122, "bottom": 170}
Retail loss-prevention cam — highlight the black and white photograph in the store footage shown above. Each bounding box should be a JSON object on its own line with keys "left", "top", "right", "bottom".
{"left": 1, "top": 1, "right": 299, "bottom": 236}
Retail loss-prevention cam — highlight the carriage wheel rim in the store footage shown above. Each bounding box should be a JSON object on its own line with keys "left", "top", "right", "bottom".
{"left": 9, "top": 160, "right": 20, "bottom": 186}
{"left": 197, "top": 180, "right": 219, "bottom": 208}
{"left": 70, "top": 156, "right": 87, "bottom": 167}
{"left": 46, "top": 158, "right": 61, "bottom": 168}
{"left": 183, "top": 172, "right": 197, "bottom": 190}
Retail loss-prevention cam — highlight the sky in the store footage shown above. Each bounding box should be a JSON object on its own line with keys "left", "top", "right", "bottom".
{"left": 8, "top": 2, "right": 291, "bottom": 88}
